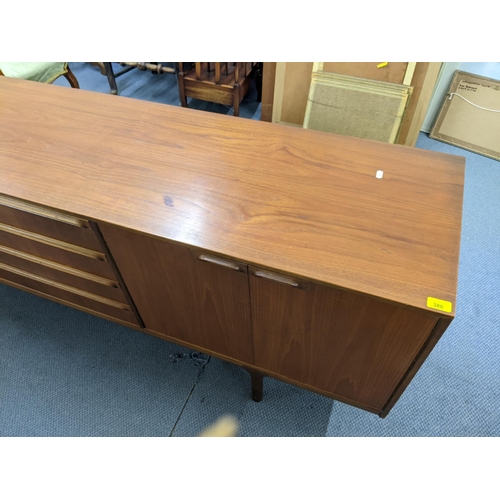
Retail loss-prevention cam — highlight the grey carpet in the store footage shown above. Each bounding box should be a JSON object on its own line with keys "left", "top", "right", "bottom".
{"left": 170, "top": 358, "right": 333, "bottom": 437}
{"left": 0, "top": 285, "right": 203, "bottom": 436}
{"left": 0, "top": 63, "right": 498, "bottom": 436}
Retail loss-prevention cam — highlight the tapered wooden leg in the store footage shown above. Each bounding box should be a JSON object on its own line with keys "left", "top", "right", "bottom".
{"left": 246, "top": 368, "right": 264, "bottom": 402}
{"left": 63, "top": 66, "right": 80, "bottom": 89}
{"left": 103, "top": 62, "right": 118, "bottom": 95}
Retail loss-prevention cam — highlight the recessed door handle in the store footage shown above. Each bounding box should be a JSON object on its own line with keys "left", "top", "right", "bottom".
{"left": 0, "top": 193, "right": 90, "bottom": 228}
{"left": 198, "top": 254, "right": 242, "bottom": 272}
{"left": 253, "top": 269, "right": 300, "bottom": 288}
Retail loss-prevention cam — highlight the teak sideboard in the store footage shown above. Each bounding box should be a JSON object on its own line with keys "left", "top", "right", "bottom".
{"left": 0, "top": 78, "right": 465, "bottom": 417}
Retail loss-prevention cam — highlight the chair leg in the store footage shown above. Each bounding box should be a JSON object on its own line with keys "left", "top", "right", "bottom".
{"left": 233, "top": 83, "right": 240, "bottom": 117}
{"left": 177, "top": 71, "right": 188, "bottom": 107}
{"left": 90, "top": 62, "right": 107, "bottom": 75}
{"left": 63, "top": 67, "right": 80, "bottom": 89}
{"left": 103, "top": 62, "right": 118, "bottom": 95}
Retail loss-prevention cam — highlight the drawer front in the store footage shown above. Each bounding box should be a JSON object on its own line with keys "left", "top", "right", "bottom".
{"left": 0, "top": 196, "right": 103, "bottom": 252}
{"left": 0, "top": 267, "right": 139, "bottom": 326}
{"left": 0, "top": 199, "right": 143, "bottom": 328}
{"left": 0, "top": 230, "right": 116, "bottom": 280}
{"left": 0, "top": 247, "right": 127, "bottom": 304}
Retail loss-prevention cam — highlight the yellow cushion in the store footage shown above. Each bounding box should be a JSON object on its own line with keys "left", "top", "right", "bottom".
{"left": 0, "top": 62, "right": 67, "bottom": 83}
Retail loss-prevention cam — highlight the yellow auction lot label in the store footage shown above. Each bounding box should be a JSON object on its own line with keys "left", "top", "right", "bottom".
{"left": 426, "top": 297, "right": 453, "bottom": 313}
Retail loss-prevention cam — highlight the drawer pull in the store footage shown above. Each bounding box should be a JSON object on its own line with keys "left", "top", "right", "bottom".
{"left": 0, "top": 194, "right": 89, "bottom": 228}
{"left": 0, "top": 244, "right": 119, "bottom": 288}
{"left": 253, "top": 270, "right": 300, "bottom": 287}
{"left": 0, "top": 222, "right": 106, "bottom": 261}
{"left": 0, "top": 276, "right": 139, "bottom": 327}
{"left": 199, "top": 254, "right": 241, "bottom": 271}
{"left": 0, "top": 262, "right": 130, "bottom": 310}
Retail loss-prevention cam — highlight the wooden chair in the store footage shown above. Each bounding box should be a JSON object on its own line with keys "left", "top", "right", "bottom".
{"left": 177, "top": 63, "right": 262, "bottom": 116}
{"left": 0, "top": 62, "right": 79, "bottom": 88}
{"left": 91, "top": 62, "right": 175, "bottom": 95}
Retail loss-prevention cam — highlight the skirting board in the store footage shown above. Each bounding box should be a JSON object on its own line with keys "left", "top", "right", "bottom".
{"left": 430, "top": 70, "right": 500, "bottom": 161}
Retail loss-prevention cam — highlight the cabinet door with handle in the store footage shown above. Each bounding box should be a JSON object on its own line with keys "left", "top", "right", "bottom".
{"left": 249, "top": 266, "right": 438, "bottom": 412}
{"left": 99, "top": 223, "right": 254, "bottom": 364}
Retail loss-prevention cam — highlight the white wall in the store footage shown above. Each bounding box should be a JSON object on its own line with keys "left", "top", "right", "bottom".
{"left": 421, "top": 62, "right": 500, "bottom": 133}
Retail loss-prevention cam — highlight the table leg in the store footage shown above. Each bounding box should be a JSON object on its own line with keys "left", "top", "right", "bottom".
{"left": 245, "top": 368, "right": 264, "bottom": 402}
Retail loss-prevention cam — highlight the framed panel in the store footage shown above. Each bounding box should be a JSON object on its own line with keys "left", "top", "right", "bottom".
{"left": 430, "top": 70, "right": 500, "bottom": 161}
{"left": 303, "top": 69, "right": 413, "bottom": 143}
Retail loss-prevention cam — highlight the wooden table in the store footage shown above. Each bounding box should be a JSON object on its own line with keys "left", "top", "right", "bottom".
{"left": 0, "top": 78, "right": 465, "bottom": 417}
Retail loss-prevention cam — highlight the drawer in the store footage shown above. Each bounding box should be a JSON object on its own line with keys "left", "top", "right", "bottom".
{"left": 0, "top": 266, "right": 139, "bottom": 326}
{"left": 0, "top": 195, "right": 103, "bottom": 252}
{"left": 0, "top": 247, "right": 128, "bottom": 304}
{"left": 0, "top": 230, "right": 116, "bottom": 280}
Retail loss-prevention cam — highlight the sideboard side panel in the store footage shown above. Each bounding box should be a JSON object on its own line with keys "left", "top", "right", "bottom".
{"left": 380, "top": 316, "right": 453, "bottom": 417}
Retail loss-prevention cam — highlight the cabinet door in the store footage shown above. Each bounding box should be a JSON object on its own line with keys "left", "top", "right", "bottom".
{"left": 249, "top": 267, "right": 438, "bottom": 412}
{"left": 99, "top": 223, "right": 254, "bottom": 364}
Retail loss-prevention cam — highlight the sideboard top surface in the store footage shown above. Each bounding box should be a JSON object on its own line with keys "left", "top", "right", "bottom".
{"left": 0, "top": 78, "right": 465, "bottom": 314}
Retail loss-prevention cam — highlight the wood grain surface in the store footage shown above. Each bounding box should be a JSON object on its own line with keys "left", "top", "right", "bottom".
{"left": 0, "top": 230, "right": 117, "bottom": 280}
{"left": 249, "top": 266, "right": 438, "bottom": 410}
{"left": 260, "top": 62, "right": 277, "bottom": 122}
{"left": 0, "top": 78, "right": 465, "bottom": 313}
{"left": 0, "top": 202, "right": 103, "bottom": 251}
{"left": 0, "top": 274, "right": 140, "bottom": 327}
{"left": 99, "top": 222, "right": 254, "bottom": 364}
{"left": 0, "top": 249, "right": 127, "bottom": 303}
{"left": 380, "top": 315, "right": 453, "bottom": 417}
{"left": 0, "top": 268, "right": 139, "bottom": 325}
